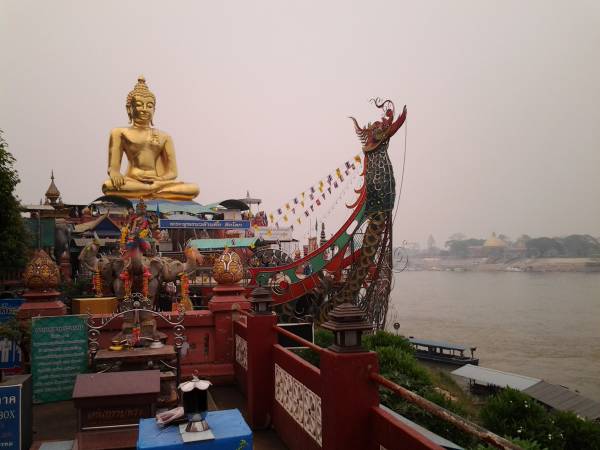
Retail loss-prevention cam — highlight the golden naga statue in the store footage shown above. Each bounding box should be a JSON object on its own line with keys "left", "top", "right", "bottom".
{"left": 101, "top": 76, "right": 199, "bottom": 201}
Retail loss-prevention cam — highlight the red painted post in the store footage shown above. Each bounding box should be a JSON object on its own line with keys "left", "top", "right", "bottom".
{"left": 208, "top": 285, "right": 250, "bottom": 382}
{"left": 319, "top": 349, "right": 379, "bottom": 449}
{"left": 319, "top": 303, "right": 379, "bottom": 450}
{"left": 244, "top": 288, "right": 278, "bottom": 429}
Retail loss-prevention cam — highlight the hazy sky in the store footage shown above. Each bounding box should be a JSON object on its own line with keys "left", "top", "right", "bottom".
{"left": 1, "top": 1, "right": 599, "bottom": 246}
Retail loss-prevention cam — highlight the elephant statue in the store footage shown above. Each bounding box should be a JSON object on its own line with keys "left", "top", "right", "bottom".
{"left": 78, "top": 238, "right": 162, "bottom": 302}
{"left": 54, "top": 219, "right": 72, "bottom": 263}
{"left": 79, "top": 237, "right": 122, "bottom": 296}
{"left": 158, "top": 246, "right": 204, "bottom": 282}
{"left": 113, "top": 248, "right": 163, "bottom": 302}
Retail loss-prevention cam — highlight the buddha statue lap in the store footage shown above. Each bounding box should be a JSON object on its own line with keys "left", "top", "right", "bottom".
{"left": 101, "top": 76, "right": 199, "bottom": 201}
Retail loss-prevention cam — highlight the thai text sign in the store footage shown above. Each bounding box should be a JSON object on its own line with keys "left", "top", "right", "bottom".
{"left": 159, "top": 219, "right": 250, "bottom": 229}
{"left": 255, "top": 227, "right": 293, "bottom": 241}
{"left": 31, "top": 315, "right": 87, "bottom": 403}
{"left": 0, "top": 299, "right": 24, "bottom": 370}
{"left": 0, "top": 384, "right": 20, "bottom": 449}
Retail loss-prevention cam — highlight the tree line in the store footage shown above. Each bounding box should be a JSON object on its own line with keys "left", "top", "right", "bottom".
{"left": 428, "top": 233, "right": 600, "bottom": 258}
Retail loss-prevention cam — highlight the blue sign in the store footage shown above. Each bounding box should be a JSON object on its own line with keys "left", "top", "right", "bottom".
{"left": 0, "top": 384, "right": 20, "bottom": 449}
{"left": 0, "top": 299, "right": 24, "bottom": 370}
{"left": 0, "top": 340, "right": 22, "bottom": 370}
{"left": 159, "top": 219, "right": 250, "bottom": 230}
{"left": 0, "top": 299, "right": 24, "bottom": 322}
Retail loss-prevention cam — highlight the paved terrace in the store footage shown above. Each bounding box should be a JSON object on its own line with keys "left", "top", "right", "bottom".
{"left": 31, "top": 386, "right": 287, "bottom": 449}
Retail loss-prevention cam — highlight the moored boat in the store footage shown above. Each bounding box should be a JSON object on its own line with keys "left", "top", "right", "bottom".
{"left": 408, "top": 337, "right": 479, "bottom": 366}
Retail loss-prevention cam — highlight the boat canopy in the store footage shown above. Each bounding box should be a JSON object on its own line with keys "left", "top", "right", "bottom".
{"left": 451, "top": 364, "right": 541, "bottom": 391}
{"left": 408, "top": 337, "right": 470, "bottom": 352}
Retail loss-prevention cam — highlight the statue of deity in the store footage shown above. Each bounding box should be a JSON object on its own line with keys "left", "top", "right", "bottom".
{"left": 101, "top": 76, "right": 199, "bottom": 201}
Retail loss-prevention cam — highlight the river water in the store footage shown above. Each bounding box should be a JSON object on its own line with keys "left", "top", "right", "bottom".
{"left": 387, "top": 271, "right": 600, "bottom": 401}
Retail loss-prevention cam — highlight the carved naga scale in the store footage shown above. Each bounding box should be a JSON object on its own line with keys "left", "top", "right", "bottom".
{"left": 332, "top": 100, "right": 407, "bottom": 325}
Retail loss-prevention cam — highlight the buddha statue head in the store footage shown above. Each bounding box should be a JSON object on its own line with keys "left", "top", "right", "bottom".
{"left": 126, "top": 76, "right": 156, "bottom": 126}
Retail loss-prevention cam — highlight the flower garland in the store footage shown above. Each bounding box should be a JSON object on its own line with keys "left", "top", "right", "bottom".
{"left": 93, "top": 270, "right": 103, "bottom": 297}
{"left": 132, "top": 325, "right": 141, "bottom": 346}
{"left": 142, "top": 268, "right": 151, "bottom": 298}
{"left": 120, "top": 225, "right": 129, "bottom": 251}
{"left": 120, "top": 271, "right": 132, "bottom": 297}
{"left": 179, "top": 273, "right": 193, "bottom": 311}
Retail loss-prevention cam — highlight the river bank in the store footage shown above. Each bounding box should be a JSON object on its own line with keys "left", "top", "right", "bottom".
{"left": 387, "top": 271, "right": 600, "bottom": 401}
{"left": 406, "top": 257, "right": 600, "bottom": 272}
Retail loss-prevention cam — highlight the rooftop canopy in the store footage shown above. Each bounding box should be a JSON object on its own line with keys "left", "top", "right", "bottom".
{"left": 219, "top": 199, "right": 250, "bottom": 211}
{"left": 523, "top": 381, "right": 600, "bottom": 421}
{"left": 130, "top": 199, "right": 224, "bottom": 215}
{"left": 188, "top": 237, "right": 259, "bottom": 251}
{"left": 451, "top": 364, "right": 541, "bottom": 391}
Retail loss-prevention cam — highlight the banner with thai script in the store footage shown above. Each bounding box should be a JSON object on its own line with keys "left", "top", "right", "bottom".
{"left": 31, "top": 315, "right": 87, "bottom": 403}
{"left": 255, "top": 227, "right": 293, "bottom": 241}
{"left": 0, "top": 384, "right": 20, "bottom": 449}
{"left": 159, "top": 219, "right": 250, "bottom": 229}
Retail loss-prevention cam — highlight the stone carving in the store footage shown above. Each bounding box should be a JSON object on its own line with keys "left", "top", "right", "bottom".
{"left": 23, "top": 249, "right": 60, "bottom": 291}
{"left": 235, "top": 335, "right": 247, "bottom": 370}
{"left": 274, "top": 364, "right": 322, "bottom": 446}
{"left": 212, "top": 248, "right": 243, "bottom": 284}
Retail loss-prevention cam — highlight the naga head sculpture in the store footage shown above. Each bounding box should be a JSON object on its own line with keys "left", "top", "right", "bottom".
{"left": 350, "top": 99, "right": 407, "bottom": 152}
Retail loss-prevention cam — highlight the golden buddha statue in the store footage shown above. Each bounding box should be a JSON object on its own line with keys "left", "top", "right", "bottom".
{"left": 101, "top": 76, "right": 199, "bottom": 201}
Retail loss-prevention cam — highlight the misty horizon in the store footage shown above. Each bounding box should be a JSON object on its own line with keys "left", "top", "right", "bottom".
{"left": 2, "top": 1, "right": 599, "bottom": 247}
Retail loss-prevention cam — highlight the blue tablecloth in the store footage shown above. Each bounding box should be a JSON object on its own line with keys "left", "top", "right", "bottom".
{"left": 137, "top": 409, "right": 252, "bottom": 450}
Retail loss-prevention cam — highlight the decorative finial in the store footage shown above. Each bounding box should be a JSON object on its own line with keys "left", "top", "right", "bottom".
{"left": 51, "top": 170, "right": 54, "bottom": 181}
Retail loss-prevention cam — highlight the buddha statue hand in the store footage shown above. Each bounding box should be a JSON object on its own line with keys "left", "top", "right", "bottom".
{"left": 109, "top": 170, "right": 125, "bottom": 189}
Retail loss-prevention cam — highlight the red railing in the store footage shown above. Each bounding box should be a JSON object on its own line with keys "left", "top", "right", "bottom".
{"left": 370, "top": 372, "right": 521, "bottom": 450}
{"left": 371, "top": 405, "right": 445, "bottom": 450}
{"left": 272, "top": 344, "right": 323, "bottom": 450}
{"left": 273, "top": 325, "right": 324, "bottom": 354}
{"left": 233, "top": 318, "right": 248, "bottom": 394}
{"left": 236, "top": 310, "right": 520, "bottom": 450}
{"left": 270, "top": 325, "right": 444, "bottom": 450}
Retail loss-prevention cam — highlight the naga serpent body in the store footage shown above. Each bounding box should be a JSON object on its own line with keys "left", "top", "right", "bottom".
{"left": 247, "top": 100, "right": 406, "bottom": 329}
{"left": 324, "top": 101, "right": 407, "bottom": 327}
